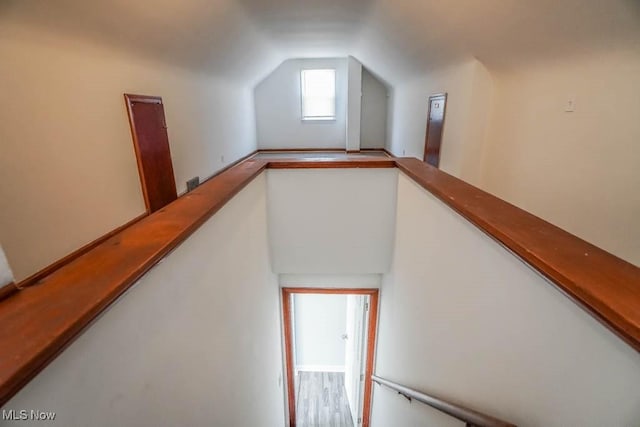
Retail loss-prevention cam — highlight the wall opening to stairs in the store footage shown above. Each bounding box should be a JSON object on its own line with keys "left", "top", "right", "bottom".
{"left": 282, "top": 288, "right": 379, "bottom": 427}
{"left": 2, "top": 165, "right": 639, "bottom": 427}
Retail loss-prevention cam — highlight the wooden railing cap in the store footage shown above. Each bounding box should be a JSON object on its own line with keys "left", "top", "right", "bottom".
{"left": 0, "top": 152, "right": 637, "bottom": 410}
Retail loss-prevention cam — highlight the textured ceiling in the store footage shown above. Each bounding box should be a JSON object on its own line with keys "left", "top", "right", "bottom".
{"left": 1, "top": 0, "right": 639, "bottom": 86}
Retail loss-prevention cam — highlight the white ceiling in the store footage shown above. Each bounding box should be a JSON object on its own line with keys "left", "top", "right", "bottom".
{"left": 2, "top": 0, "right": 639, "bottom": 86}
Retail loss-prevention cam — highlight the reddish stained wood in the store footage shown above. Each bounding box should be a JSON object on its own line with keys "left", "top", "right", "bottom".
{"left": 395, "top": 157, "right": 640, "bottom": 352}
{"left": 267, "top": 158, "right": 396, "bottom": 169}
{"left": 177, "top": 150, "right": 258, "bottom": 196}
{"left": 0, "top": 156, "right": 405, "bottom": 407}
{"left": 0, "top": 153, "right": 638, "bottom": 409}
{"left": 282, "top": 288, "right": 379, "bottom": 295}
{"left": 423, "top": 93, "right": 447, "bottom": 167}
{"left": 14, "top": 213, "right": 147, "bottom": 291}
{"left": 281, "top": 288, "right": 379, "bottom": 427}
{"left": 12, "top": 151, "right": 260, "bottom": 296}
{"left": 200, "top": 150, "right": 258, "bottom": 182}
{"left": 281, "top": 290, "right": 296, "bottom": 426}
{"left": 0, "top": 159, "right": 268, "bottom": 407}
{"left": 124, "top": 94, "right": 178, "bottom": 214}
{"left": 0, "top": 283, "right": 18, "bottom": 302}
{"left": 362, "top": 290, "right": 379, "bottom": 427}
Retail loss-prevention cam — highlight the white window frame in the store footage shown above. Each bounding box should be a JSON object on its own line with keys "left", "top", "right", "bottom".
{"left": 300, "top": 68, "right": 336, "bottom": 122}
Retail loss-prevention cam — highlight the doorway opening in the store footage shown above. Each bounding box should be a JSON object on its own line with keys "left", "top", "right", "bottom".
{"left": 124, "top": 94, "right": 177, "bottom": 214}
{"left": 282, "top": 288, "right": 379, "bottom": 427}
{"left": 423, "top": 93, "right": 447, "bottom": 167}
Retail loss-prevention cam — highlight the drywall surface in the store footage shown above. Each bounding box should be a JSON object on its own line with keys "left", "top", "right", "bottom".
{"left": 386, "top": 58, "right": 492, "bottom": 185}
{"left": 346, "top": 56, "right": 363, "bottom": 151}
{"left": 371, "top": 173, "right": 640, "bottom": 427}
{"left": 0, "top": 22, "right": 257, "bottom": 281}
{"left": 481, "top": 48, "right": 640, "bottom": 266}
{"left": 360, "top": 68, "right": 388, "bottom": 149}
{"left": 255, "top": 58, "right": 348, "bottom": 149}
{"left": 4, "top": 0, "right": 639, "bottom": 87}
{"left": 387, "top": 48, "right": 639, "bottom": 267}
{"left": 267, "top": 168, "right": 397, "bottom": 274}
{"left": 294, "top": 294, "right": 347, "bottom": 370}
{"left": 280, "top": 274, "right": 382, "bottom": 289}
{"left": 4, "top": 175, "right": 286, "bottom": 427}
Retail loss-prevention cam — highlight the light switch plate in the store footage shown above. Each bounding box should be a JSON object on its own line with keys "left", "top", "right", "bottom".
{"left": 565, "top": 97, "right": 576, "bottom": 112}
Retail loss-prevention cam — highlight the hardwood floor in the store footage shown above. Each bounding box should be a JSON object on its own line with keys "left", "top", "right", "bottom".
{"left": 295, "top": 371, "right": 354, "bottom": 427}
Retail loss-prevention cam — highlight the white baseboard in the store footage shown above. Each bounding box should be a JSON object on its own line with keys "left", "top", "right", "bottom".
{"left": 295, "top": 364, "right": 345, "bottom": 373}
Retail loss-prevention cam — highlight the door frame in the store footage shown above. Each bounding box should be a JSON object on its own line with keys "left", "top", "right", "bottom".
{"left": 123, "top": 93, "right": 177, "bottom": 214}
{"left": 281, "top": 287, "right": 379, "bottom": 427}
{"left": 422, "top": 92, "right": 448, "bottom": 166}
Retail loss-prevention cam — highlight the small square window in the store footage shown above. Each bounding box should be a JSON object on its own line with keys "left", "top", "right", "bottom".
{"left": 301, "top": 69, "right": 336, "bottom": 121}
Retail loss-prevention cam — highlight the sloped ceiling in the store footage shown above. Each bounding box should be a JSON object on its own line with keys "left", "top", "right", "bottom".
{"left": 1, "top": 0, "right": 639, "bottom": 86}
{"left": 356, "top": 0, "right": 640, "bottom": 82}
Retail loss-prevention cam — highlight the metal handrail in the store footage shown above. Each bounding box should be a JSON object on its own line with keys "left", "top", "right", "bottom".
{"left": 371, "top": 375, "right": 516, "bottom": 427}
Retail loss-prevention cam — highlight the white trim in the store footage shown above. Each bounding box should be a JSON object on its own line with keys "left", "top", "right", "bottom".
{"left": 295, "top": 364, "right": 345, "bottom": 373}
{"left": 300, "top": 68, "right": 337, "bottom": 121}
{"left": 291, "top": 295, "right": 297, "bottom": 371}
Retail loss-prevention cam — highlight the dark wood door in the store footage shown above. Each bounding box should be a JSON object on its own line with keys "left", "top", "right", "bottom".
{"left": 423, "top": 93, "right": 447, "bottom": 167}
{"left": 124, "top": 94, "right": 177, "bottom": 213}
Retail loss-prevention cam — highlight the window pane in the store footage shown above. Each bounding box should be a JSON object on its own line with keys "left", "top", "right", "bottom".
{"left": 302, "top": 69, "right": 336, "bottom": 119}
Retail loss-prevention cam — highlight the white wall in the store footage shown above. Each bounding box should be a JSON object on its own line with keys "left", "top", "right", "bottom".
{"left": 480, "top": 48, "right": 640, "bottom": 266}
{"left": 0, "top": 245, "right": 14, "bottom": 287}
{"left": 267, "top": 169, "right": 398, "bottom": 274}
{"left": 280, "top": 274, "right": 382, "bottom": 289}
{"left": 294, "top": 294, "right": 347, "bottom": 370}
{"left": 371, "top": 173, "right": 640, "bottom": 427}
{"left": 386, "top": 58, "right": 492, "bottom": 186}
{"left": 255, "top": 58, "right": 348, "bottom": 150}
{"left": 360, "top": 68, "right": 388, "bottom": 149}
{"left": 4, "top": 175, "right": 286, "bottom": 427}
{"left": 387, "top": 48, "right": 640, "bottom": 267}
{"left": 0, "top": 21, "right": 257, "bottom": 281}
{"left": 346, "top": 56, "right": 363, "bottom": 152}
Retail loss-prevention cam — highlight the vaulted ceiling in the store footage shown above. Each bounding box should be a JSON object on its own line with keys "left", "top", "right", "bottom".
{"left": 2, "top": 0, "right": 639, "bottom": 86}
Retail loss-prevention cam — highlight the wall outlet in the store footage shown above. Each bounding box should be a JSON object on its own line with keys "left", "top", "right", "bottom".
{"left": 221, "top": 155, "right": 225, "bottom": 163}
{"left": 402, "top": 149, "right": 406, "bottom": 156}
{"left": 186, "top": 176, "right": 200, "bottom": 192}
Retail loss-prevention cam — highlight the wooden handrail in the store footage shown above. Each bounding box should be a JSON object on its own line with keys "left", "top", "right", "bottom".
{"left": 0, "top": 156, "right": 395, "bottom": 407}
{"left": 372, "top": 375, "right": 516, "bottom": 427}
{"left": 395, "top": 158, "right": 640, "bottom": 353}
{"left": 0, "top": 151, "right": 637, "bottom": 409}
{"left": 0, "top": 282, "right": 18, "bottom": 302}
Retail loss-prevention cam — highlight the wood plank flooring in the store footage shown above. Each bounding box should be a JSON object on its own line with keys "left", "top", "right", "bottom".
{"left": 295, "top": 371, "right": 354, "bottom": 427}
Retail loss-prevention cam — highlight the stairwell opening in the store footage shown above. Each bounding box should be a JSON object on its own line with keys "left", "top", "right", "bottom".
{"left": 282, "top": 288, "right": 379, "bottom": 427}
